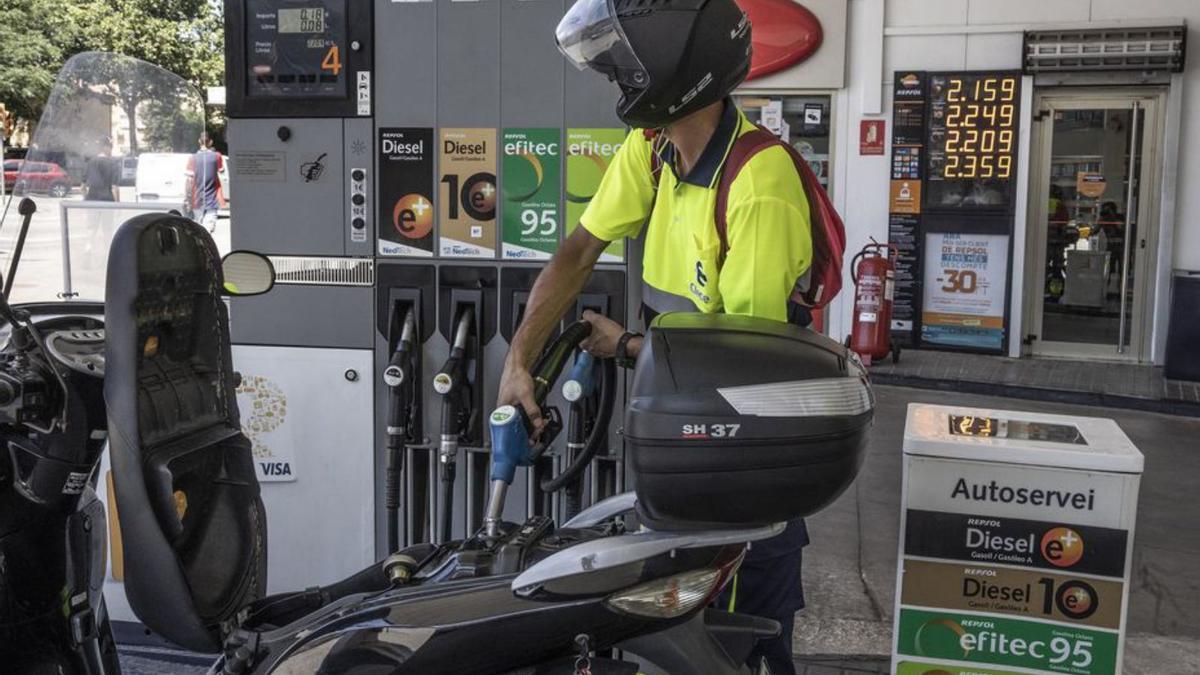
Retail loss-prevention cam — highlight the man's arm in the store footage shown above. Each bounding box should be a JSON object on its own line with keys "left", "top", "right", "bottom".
{"left": 496, "top": 226, "right": 610, "bottom": 426}
{"left": 184, "top": 155, "right": 196, "bottom": 210}
{"left": 110, "top": 158, "right": 119, "bottom": 200}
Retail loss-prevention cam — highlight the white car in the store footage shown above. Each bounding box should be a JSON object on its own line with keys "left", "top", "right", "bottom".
{"left": 134, "top": 152, "right": 192, "bottom": 205}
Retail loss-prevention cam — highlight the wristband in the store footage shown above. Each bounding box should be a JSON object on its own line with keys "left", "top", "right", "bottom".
{"left": 615, "top": 332, "right": 642, "bottom": 369}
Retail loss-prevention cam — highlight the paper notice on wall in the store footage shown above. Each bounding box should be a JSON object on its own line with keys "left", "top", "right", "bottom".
{"left": 566, "top": 128, "right": 626, "bottom": 262}
{"left": 761, "top": 99, "right": 783, "bottom": 136}
{"left": 921, "top": 232, "right": 1009, "bottom": 351}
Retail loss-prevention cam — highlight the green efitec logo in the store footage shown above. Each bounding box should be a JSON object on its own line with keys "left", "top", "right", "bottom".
{"left": 900, "top": 609, "right": 1117, "bottom": 673}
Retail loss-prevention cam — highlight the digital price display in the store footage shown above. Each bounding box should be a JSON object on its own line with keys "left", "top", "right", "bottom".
{"left": 246, "top": 0, "right": 347, "bottom": 99}
{"left": 949, "top": 415, "right": 1087, "bottom": 445}
{"left": 950, "top": 415, "right": 999, "bottom": 437}
{"left": 925, "top": 73, "right": 1021, "bottom": 210}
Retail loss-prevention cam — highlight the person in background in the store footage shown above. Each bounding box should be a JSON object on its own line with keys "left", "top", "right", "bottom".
{"left": 185, "top": 132, "right": 225, "bottom": 232}
{"left": 84, "top": 135, "right": 118, "bottom": 201}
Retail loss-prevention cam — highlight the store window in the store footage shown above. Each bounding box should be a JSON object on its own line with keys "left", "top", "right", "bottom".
{"left": 734, "top": 94, "right": 834, "bottom": 196}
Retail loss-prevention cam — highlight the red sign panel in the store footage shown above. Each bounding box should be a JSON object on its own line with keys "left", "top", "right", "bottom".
{"left": 741, "top": 0, "right": 824, "bottom": 81}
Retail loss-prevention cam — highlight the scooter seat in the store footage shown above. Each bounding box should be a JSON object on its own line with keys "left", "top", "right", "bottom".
{"left": 105, "top": 214, "right": 267, "bottom": 653}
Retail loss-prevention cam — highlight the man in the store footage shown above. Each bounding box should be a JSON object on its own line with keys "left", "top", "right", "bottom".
{"left": 185, "top": 132, "right": 225, "bottom": 232}
{"left": 84, "top": 136, "right": 118, "bottom": 202}
{"left": 496, "top": 1, "right": 813, "bottom": 672}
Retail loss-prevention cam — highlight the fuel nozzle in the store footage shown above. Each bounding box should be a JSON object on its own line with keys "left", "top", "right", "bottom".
{"left": 434, "top": 306, "right": 475, "bottom": 542}
{"left": 383, "top": 306, "right": 418, "bottom": 553}
{"left": 383, "top": 308, "right": 417, "bottom": 444}
{"left": 482, "top": 320, "right": 592, "bottom": 537}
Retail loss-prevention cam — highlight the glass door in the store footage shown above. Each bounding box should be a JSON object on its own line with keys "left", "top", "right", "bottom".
{"left": 1025, "top": 92, "right": 1162, "bottom": 361}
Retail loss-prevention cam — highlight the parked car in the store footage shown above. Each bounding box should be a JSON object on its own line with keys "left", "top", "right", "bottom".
{"left": 3, "top": 159, "right": 74, "bottom": 197}
{"left": 134, "top": 152, "right": 191, "bottom": 204}
{"left": 116, "top": 155, "right": 138, "bottom": 186}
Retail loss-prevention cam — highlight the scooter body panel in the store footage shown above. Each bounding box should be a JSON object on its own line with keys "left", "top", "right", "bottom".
{"left": 230, "top": 577, "right": 669, "bottom": 674}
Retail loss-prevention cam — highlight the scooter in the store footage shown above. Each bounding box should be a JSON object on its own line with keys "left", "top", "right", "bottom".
{"left": 2, "top": 52, "right": 875, "bottom": 675}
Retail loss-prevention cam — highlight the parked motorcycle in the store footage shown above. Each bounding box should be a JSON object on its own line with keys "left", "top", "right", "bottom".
{"left": 1, "top": 52, "right": 876, "bottom": 675}
{"left": 0, "top": 51, "right": 214, "bottom": 674}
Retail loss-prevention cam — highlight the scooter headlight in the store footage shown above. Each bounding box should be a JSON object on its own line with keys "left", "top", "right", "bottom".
{"left": 604, "top": 566, "right": 730, "bottom": 619}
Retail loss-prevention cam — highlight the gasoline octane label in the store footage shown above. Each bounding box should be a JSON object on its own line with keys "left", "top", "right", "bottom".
{"left": 905, "top": 510, "right": 1127, "bottom": 578}
{"left": 896, "top": 662, "right": 1034, "bottom": 675}
{"left": 906, "top": 456, "right": 1131, "bottom": 529}
{"left": 900, "top": 559, "right": 1123, "bottom": 630}
{"left": 565, "top": 128, "right": 626, "bottom": 262}
{"left": 501, "top": 128, "right": 561, "bottom": 260}
{"left": 897, "top": 609, "right": 1118, "bottom": 674}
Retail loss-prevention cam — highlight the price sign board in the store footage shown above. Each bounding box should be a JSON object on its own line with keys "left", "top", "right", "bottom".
{"left": 888, "top": 69, "right": 1022, "bottom": 353}
{"left": 926, "top": 73, "right": 1022, "bottom": 212}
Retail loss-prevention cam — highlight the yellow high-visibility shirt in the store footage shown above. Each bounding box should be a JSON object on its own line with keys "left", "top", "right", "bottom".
{"left": 580, "top": 101, "right": 812, "bottom": 322}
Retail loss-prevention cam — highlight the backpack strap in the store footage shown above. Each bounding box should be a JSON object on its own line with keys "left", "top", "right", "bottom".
{"left": 713, "top": 126, "right": 780, "bottom": 268}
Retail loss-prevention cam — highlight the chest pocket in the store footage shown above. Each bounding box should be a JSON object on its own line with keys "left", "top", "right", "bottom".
{"left": 686, "top": 232, "right": 723, "bottom": 311}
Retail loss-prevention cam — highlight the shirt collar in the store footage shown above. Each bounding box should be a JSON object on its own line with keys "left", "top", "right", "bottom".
{"left": 655, "top": 98, "right": 742, "bottom": 189}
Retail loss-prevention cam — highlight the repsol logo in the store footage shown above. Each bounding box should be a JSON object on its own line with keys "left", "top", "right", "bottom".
{"left": 951, "top": 478, "right": 1096, "bottom": 511}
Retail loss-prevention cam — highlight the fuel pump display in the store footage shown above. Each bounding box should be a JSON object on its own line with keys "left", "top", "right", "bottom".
{"left": 245, "top": 0, "right": 348, "bottom": 99}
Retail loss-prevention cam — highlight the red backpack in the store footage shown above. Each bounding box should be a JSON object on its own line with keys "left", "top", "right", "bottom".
{"left": 649, "top": 124, "right": 846, "bottom": 309}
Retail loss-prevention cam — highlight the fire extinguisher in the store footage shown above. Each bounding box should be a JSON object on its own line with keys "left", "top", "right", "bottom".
{"left": 846, "top": 240, "right": 900, "bottom": 366}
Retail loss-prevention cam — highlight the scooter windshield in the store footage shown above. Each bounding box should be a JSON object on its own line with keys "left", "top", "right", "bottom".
{"left": 0, "top": 51, "right": 205, "bottom": 305}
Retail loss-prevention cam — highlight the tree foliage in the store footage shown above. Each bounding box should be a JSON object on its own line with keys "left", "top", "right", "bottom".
{"left": 0, "top": 0, "right": 84, "bottom": 121}
{"left": 0, "top": 0, "right": 222, "bottom": 128}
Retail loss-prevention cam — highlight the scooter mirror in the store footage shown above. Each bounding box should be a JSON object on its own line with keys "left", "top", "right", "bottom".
{"left": 221, "top": 251, "right": 275, "bottom": 296}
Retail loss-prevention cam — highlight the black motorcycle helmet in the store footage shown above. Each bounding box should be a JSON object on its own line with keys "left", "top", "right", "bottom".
{"left": 556, "top": 0, "right": 752, "bottom": 129}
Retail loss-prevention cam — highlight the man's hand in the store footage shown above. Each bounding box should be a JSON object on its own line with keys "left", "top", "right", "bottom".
{"left": 496, "top": 360, "right": 544, "bottom": 433}
{"left": 579, "top": 310, "right": 627, "bottom": 358}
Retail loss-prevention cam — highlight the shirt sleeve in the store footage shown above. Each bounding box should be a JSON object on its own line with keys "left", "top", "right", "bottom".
{"left": 718, "top": 195, "right": 813, "bottom": 321}
{"left": 579, "top": 130, "right": 656, "bottom": 243}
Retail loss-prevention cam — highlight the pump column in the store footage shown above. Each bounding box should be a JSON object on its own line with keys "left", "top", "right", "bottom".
{"left": 893, "top": 404, "right": 1144, "bottom": 675}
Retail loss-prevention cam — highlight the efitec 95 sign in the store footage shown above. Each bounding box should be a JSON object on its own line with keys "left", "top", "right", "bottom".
{"left": 738, "top": 0, "right": 847, "bottom": 89}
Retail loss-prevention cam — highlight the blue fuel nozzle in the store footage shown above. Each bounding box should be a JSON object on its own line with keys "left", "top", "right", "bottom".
{"left": 488, "top": 404, "right": 532, "bottom": 485}
{"left": 562, "top": 352, "right": 596, "bottom": 403}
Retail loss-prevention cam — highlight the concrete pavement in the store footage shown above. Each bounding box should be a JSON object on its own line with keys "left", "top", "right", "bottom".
{"left": 793, "top": 384, "right": 1200, "bottom": 672}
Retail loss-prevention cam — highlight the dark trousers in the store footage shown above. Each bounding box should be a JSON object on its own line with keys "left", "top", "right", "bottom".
{"left": 714, "top": 520, "right": 807, "bottom": 675}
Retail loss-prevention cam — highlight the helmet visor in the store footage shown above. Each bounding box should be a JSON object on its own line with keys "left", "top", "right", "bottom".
{"left": 556, "top": 0, "right": 647, "bottom": 82}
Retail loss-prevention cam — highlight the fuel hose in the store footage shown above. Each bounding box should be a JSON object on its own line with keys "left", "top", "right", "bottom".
{"left": 540, "top": 356, "right": 615, "bottom": 494}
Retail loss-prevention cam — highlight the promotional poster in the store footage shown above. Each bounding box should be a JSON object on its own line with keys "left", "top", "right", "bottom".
{"left": 501, "top": 128, "right": 561, "bottom": 260}
{"left": 921, "top": 232, "right": 1009, "bottom": 350}
{"left": 378, "top": 127, "right": 435, "bottom": 257}
{"left": 566, "top": 128, "right": 626, "bottom": 262}
{"left": 439, "top": 128, "right": 497, "bottom": 258}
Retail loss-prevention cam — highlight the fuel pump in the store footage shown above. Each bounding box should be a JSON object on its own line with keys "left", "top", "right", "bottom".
{"left": 433, "top": 306, "right": 476, "bottom": 543}
{"left": 382, "top": 305, "right": 419, "bottom": 554}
